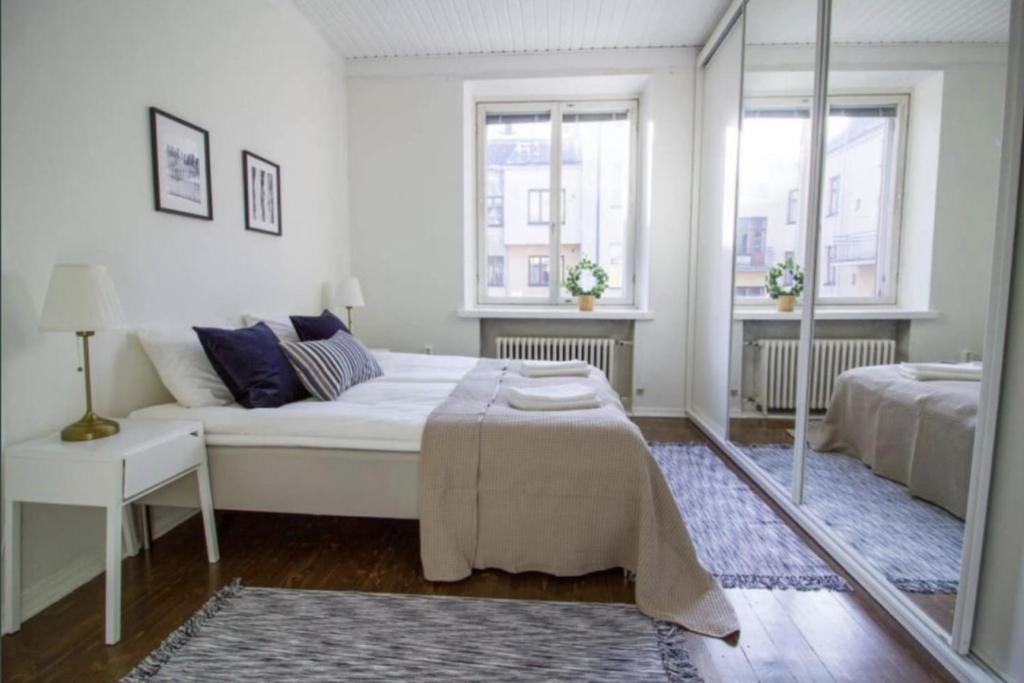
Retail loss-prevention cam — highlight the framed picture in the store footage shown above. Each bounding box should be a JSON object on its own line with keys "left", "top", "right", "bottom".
{"left": 242, "top": 151, "right": 282, "bottom": 236}
{"left": 149, "top": 107, "right": 213, "bottom": 220}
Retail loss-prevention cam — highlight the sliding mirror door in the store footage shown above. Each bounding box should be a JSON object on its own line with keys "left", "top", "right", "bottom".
{"left": 691, "top": 12, "right": 745, "bottom": 440}
{"left": 726, "top": 0, "right": 819, "bottom": 495}
{"left": 799, "top": 0, "right": 1012, "bottom": 635}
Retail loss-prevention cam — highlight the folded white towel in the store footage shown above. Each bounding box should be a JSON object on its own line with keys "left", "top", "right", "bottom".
{"left": 509, "top": 397, "right": 602, "bottom": 411}
{"left": 898, "top": 362, "right": 982, "bottom": 382}
{"left": 507, "top": 383, "right": 601, "bottom": 411}
{"left": 520, "top": 360, "right": 591, "bottom": 378}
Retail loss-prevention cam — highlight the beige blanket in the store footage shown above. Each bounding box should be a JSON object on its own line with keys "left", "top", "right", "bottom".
{"left": 419, "top": 359, "right": 739, "bottom": 638}
{"left": 809, "top": 365, "right": 977, "bottom": 519}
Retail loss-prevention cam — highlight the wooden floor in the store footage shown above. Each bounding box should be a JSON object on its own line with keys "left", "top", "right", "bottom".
{"left": 728, "top": 418, "right": 959, "bottom": 633}
{"left": 2, "top": 418, "right": 954, "bottom": 682}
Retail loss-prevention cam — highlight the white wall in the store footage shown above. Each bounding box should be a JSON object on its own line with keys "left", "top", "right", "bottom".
{"left": 1, "top": 0, "right": 349, "bottom": 619}
{"left": 905, "top": 62, "right": 1007, "bottom": 361}
{"left": 346, "top": 49, "right": 698, "bottom": 415}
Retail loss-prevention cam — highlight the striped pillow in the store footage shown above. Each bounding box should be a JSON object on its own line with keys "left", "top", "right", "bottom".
{"left": 278, "top": 330, "right": 383, "bottom": 400}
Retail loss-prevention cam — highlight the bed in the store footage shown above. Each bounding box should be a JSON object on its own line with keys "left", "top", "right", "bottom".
{"left": 808, "top": 364, "right": 978, "bottom": 519}
{"left": 131, "top": 349, "right": 739, "bottom": 636}
{"left": 131, "top": 351, "right": 477, "bottom": 518}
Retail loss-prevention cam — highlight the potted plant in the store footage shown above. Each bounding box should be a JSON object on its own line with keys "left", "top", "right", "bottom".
{"left": 765, "top": 256, "right": 804, "bottom": 312}
{"left": 564, "top": 257, "right": 609, "bottom": 312}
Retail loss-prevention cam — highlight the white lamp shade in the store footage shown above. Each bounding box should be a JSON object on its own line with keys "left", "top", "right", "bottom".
{"left": 336, "top": 277, "right": 365, "bottom": 308}
{"left": 39, "top": 264, "right": 126, "bottom": 332}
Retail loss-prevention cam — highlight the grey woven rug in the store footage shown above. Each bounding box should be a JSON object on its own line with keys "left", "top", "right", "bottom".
{"left": 650, "top": 442, "right": 849, "bottom": 591}
{"left": 738, "top": 444, "right": 963, "bottom": 593}
{"left": 124, "top": 582, "right": 700, "bottom": 682}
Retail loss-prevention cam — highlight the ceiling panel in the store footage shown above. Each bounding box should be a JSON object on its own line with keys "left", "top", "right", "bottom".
{"left": 291, "top": 0, "right": 729, "bottom": 59}
{"left": 746, "top": 0, "right": 1010, "bottom": 46}
{"left": 293, "top": 0, "right": 1012, "bottom": 61}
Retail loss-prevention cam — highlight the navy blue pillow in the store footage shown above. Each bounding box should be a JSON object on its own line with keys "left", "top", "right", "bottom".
{"left": 290, "top": 310, "right": 350, "bottom": 341}
{"left": 193, "top": 322, "right": 308, "bottom": 408}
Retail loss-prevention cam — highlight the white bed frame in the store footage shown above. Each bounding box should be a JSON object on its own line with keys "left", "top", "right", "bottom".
{"left": 140, "top": 445, "right": 420, "bottom": 519}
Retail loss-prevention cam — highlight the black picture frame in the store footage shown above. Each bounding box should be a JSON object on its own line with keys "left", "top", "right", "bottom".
{"left": 149, "top": 107, "right": 213, "bottom": 220}
{"left": 242, "top": 151, "right": 282, "bottom": 236}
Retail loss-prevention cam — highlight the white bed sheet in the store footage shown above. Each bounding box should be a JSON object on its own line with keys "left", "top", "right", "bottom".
{"left": 130, "top": 352, "right": 478, "bottom": 451}
{"left": 373, "top": 351, "right": 478, "bottom": 384}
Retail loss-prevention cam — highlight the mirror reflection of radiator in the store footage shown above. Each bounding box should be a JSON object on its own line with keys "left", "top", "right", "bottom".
{"left": 495, "top": 336, "right": 618, "bottom": 380}
{"left": 755, "top": 338, "right": 895, "bottom": 414}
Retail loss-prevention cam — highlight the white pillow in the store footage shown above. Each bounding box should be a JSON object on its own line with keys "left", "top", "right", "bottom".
{"left": 136, "top": 328, "right": 233, "bottom": 408}
{"left": 241, "top": 314, "right": 299, "bottom": 342}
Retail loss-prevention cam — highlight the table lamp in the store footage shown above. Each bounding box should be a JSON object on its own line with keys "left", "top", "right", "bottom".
{"left": 39, "top": 264, "right": 126, "bottom": 441}
{"left": 336, "top": 277, "right": 365, "bottom": 332}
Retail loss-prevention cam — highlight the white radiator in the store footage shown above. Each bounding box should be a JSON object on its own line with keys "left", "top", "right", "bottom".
{"left": 495, "top": 336, "right": 616, "bottom": 379}
{"left": 755, "top": 338, "right": 896, "bottom": 414}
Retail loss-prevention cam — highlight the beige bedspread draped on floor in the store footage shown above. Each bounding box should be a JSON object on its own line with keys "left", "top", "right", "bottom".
{"left": 418, "top": 359, "right": 739, "bottom": 638}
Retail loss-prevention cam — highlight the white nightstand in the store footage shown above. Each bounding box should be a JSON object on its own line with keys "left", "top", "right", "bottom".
{"left": 2, "top": 419, "right": 219, "bottom": 645}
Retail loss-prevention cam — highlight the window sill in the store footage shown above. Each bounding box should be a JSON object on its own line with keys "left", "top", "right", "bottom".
{"left": 458, "top": 306, "right": 654, "bottom": 321}
{"left": 732, "top": 306, "right": 939, "bottom": 321}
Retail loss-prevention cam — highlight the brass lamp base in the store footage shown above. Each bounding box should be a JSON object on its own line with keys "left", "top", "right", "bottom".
{"left": 61, "top": 411, "right": 120, "bottom": 442}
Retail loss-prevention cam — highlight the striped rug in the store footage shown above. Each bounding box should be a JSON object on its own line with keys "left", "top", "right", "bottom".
{"left": 650, "top": 442, "right": 849, "bottom": 591}
{"left": 124, "top": 582, "right": 700, "bottom": 682}
{"left": 738, "top": 444, "right": 963, "bottom": 593}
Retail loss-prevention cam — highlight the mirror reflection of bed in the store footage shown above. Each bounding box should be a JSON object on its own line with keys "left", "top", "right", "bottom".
{"left": 725, "top": 0, "right": 1008, "bottom": 635}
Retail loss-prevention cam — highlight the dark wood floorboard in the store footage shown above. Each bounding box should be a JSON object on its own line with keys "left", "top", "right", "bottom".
{"left": 2, "top": 418, "right": 953, "bottom": 682}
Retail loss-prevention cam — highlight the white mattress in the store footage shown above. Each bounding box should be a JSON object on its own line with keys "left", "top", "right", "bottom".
{"left": 129, "top": 352, "right": 478, "bottom": 452}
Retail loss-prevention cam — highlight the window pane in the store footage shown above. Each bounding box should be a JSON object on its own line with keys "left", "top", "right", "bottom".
{"left": 483, "top": 111, "right": 552, "bottom": 299}
{"left": 818, "top": 105, "right": 898, "bottom": 300}
{"left": 735, "top": 108, "right": 811, "bottom": 301}
{"left": 560, "top": 109, "right": 631, "bottom": 299}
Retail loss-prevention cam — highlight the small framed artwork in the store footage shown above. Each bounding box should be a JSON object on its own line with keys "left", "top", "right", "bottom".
{"left": 149, "top": 107, "right": 213, "bottom": 220}
{"left": 242, "top": 151, "right": 282, "bottom": 236}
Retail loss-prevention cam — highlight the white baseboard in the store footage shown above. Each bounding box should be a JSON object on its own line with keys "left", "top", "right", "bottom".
{"left": 630, "top": 407, "right": 688, "bottom": 418}
{"left": 149, "top": 506, "right": 199, "bottom": 540}
{"left": 12, "top": 506, "right": 198, "bottom": 626}
{"left": 20, "top": 551, "right": 106, "bottom": 623}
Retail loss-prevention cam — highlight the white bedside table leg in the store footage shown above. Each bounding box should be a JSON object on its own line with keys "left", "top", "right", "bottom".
{"left": 196, "top": 466, "right": 220, "bottom": 563}
{"left": 105, "top": 504, "right": 122, "bottom": 644}
{"left": 2, "top": 498, "right": 21, "bottom": 634}
{"left": 139, "top": 504, "right": 150, "bottom": 551}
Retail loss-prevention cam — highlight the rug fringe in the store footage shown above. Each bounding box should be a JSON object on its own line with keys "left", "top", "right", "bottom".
{"left": 716, "top": 573, "right": 852, "bottom": 592}
{"left": 121, "top": 578, "right": 243, "bottom": 683}
{"left": 655, "top": 622, "right": 704, "bottom": 682}
{"left": 891, "top": 578, "right": 959, "bottom": 594}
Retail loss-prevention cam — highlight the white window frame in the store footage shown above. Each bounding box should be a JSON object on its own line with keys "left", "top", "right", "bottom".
{"left": 476, "top": 99, "right": 639, "bottom": 306}
{"left": 735, "top": 93, "right": 909, "bottom": 306}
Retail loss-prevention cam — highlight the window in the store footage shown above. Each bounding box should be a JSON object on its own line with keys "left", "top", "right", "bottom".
{"left": 819, "top": 101, "right": 905, "bottom": 301}
{"left": 527, "top": 189, "right": 566, "bottom": 225}
{"left": 478, "top": 100, "right": 637, "bottom": 304}
{"left": 734, "top": 96, "right": 907, "bottom": 304}
{"left": 486, "top": 197, "right": 504, "bottom": 227}
{"left": 786, "top": 189, "right": 799, "bottom": 224}
{"left": 487, "top": 255, "right": 505, "bottom": 287}
{"left": 736, "top": 217, "right": 768, "bottom": 265}
{"left": 528, "top": 255, "right": 549, "bottom": 286}
{"left": 486, "top": 169, "right": 505, "bottom": 227}
{"left": 827, "top": 175, "right": 841, "bottom": 216}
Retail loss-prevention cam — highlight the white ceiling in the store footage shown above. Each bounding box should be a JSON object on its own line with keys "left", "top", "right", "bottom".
{"left": 292, "top": 0, "right": 1011, "bottom": 61}
{"left": 291, "top": 0, "right": 730, "bottom": 59}
{"left": 747, "top": 0, "right": 1010, "bottom": 46}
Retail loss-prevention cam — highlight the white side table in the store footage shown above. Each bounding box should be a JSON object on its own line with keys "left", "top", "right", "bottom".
{"left": 2, "top": 418, "right": 219, "bottom": 644}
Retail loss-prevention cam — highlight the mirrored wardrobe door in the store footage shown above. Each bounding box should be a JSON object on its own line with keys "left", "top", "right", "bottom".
{"left": 799, "top": 0, "right": 1012, "bottom": 635}
{"left": 726, "top": 0, "right": 819, "bottom": 501}
{"left": 691, "top": 10, "right": 746, "bottom": 442}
